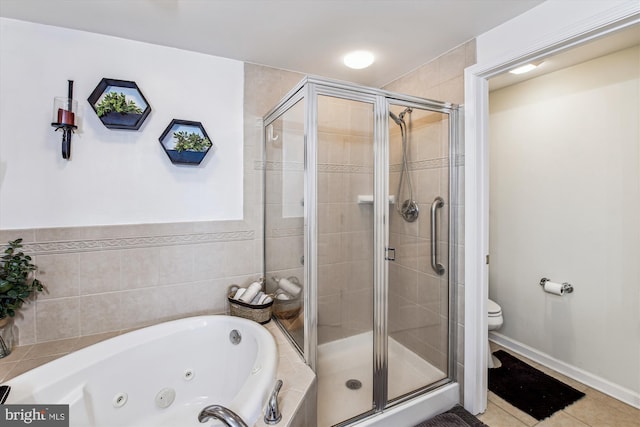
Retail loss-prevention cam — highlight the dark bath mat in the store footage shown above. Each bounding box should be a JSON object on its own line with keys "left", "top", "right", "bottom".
{"left": 414, "top": 405, "right": 488, "bottom": 427}
{"left": 488, "top": 350, "right": 585, "bottom": 420}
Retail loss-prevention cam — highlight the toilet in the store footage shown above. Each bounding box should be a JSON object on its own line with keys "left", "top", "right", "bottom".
{"left": 487, "top": 298, "right": 504, "bottom": 369}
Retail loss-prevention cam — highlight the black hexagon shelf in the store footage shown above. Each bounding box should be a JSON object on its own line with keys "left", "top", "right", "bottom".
{"left": 159, "top": 119, "right": 215, "bottom": 165}
{"left": 88, "top": 78, "right": 151, "bottom": 130}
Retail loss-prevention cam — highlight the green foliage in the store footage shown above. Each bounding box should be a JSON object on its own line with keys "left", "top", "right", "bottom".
{"left": 0, "top": 239, "right": 44, "bottom": 319}
{"left": 173, "top": 131, "right": 212, "bottom": 152}
{"left": 95, "top": 92, "right": 143, "bottom": 117}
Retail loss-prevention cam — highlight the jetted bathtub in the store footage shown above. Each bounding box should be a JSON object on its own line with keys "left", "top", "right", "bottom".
{"left": 3, "top": 315, "right": 278, "bottom": 427}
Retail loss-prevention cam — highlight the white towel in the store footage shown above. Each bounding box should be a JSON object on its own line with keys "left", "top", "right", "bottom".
{"left": 233, "top": 288, "right": 246, "bottom": 301}
{"left": 276, "top": 291, "right": 291, "bottom": 300}
{"left": 239, "top": 281, "right": 262, "bottom": 303}
{"left": 250, "top": 291, "right": 265, "bottom": 305}
{"left": 278, "top": 277, "right": 301, "bottom": 296}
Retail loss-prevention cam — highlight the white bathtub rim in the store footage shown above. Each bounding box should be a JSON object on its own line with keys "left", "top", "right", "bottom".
{"left": 4, "top": 315, "right": 278, "bottom": 427}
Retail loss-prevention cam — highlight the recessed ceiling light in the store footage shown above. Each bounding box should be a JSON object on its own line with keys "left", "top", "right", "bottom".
{"left": 344, "top": 50, "right": 374, "bottom": 69}
{"left": 509, "top": 62, "right": 542, "bottom": 75}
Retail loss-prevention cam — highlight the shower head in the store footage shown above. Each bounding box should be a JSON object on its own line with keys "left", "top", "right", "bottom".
{"left": 389, "top": 108, "right": 412, "bottom": 126}
{"left": 389, "top": 111, "right": 403, "bottom": 126}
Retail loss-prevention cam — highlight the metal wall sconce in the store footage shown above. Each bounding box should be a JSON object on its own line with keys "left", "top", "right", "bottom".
{"left": 51, "top": 80, "right": 78, "bottom": 159}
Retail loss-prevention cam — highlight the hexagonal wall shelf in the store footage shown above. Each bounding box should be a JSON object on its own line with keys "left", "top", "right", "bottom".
{"left": 159, "top": 119, "right": 215, "bottom": 165}
{"left": 88, "top": 78, "right": 151, "bottom": 130}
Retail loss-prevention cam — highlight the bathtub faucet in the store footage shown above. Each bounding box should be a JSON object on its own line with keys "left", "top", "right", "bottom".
{"left": 264, "top": 379, "right": 283, "bottom": 424}
{"left": 198, "top": 404, "right": 248, "bottom": 427}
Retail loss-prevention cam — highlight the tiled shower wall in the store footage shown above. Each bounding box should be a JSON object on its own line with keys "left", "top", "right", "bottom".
{"left": 0, "top": 63, "right": 304, "bottom": 346}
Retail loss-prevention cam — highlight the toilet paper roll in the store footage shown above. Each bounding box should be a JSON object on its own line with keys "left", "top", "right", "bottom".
{"left": 543, "top": 280, "right": 564, "bottom": 296}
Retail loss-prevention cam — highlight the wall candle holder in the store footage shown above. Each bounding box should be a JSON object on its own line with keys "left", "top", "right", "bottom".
{"left": 51, "top": 80, "right": 78, "bottom": 159}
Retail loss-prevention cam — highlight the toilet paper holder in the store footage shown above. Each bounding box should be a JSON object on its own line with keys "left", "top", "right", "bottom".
{"left": 540, "top": 278, "right": 574, "bottom": 293}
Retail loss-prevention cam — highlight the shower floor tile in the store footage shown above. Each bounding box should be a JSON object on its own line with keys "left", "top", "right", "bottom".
{"left": 317, "top": 331, "right": 445, "bottom": 427}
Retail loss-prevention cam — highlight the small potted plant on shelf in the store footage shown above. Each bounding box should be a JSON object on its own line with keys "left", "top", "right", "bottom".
{"left": 94, "top": 92, "right": 144, "bottom": 127}
{"left": 170, "top": 131, "right": 212, "bottom": 164}
{"left": 0, "top": 239, "right": 44, "bottom": 358}
{"left": 159, "top": 119, "right": 215, "bottom": 165}
{"left": 174, "top": 131, "right": 212, "bottom": 152}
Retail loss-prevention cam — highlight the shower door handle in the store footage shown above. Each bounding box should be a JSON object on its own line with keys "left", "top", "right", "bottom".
{"left": 430, "top": 197, "right": 445, "bottom": 275}
{"left": 385, "top": 247, "right": 396, "bottom": 261}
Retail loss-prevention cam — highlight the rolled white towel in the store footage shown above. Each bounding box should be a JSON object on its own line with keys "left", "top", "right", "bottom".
{"left": 276, "top": 291, "right": 291, "bottom": 300}
{"left": 233, "top": 288, "right": 246, "bottom": 301}
{"left": 257, "top": 293, "right": 271, "bottom": 305}
{"left": 250, "top": 291, "right": 265, "bottom": 305}
{"left": 239, "top": 281, "right": 262, "bottom": 303}
{"left": 278, "top": 277, "right": 301, "bottom": 297}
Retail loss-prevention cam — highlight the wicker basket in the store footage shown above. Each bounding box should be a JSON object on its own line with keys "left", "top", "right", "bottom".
{"left": 273, "top": 295, "right": 302, "bottom": 320}
{"left": 228, "top": 290, "right": 273, "bottom": 324}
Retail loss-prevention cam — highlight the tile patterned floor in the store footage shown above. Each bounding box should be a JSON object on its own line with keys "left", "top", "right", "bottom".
{"left": 2, "top": 338, "right": 638, "bottom": 427}
{"left": 478, "top": 344, "right": 640, "bottom": 427}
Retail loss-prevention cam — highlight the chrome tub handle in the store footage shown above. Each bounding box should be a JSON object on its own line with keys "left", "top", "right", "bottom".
{"left": 430, "top": 197, "right": 445, "bottom": 275}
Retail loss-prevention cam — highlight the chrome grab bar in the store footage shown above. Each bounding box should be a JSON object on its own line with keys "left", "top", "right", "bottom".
{"left": 198, "top": 404, "right": 248, "bottom": 427}
{"left": 430, "top": 197, "right": 445, "bottom": 275}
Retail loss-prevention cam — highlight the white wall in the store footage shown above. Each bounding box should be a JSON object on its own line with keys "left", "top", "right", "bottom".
{"left": 0, "top": 18, "right": 244, "bottom": 229}
{"left": 489, "top": 46, "right": 639, "bottom": 393}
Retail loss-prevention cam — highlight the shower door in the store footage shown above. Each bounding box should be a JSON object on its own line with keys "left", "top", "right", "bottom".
{"left": 386, "top": 103, "right": 453, "bottom": 402}
{"left": 315, "top": 92, "right": 377, "bottom": 426}
{"left": 264, "top": 78, "right": 460, "bottom": 427}
{"left": 264, "top": 95, "right": 306, "bottom": 350}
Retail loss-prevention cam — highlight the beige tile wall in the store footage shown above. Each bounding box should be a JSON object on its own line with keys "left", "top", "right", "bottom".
{"left": 0, "top": 62, "right": 305, "bottom": 347}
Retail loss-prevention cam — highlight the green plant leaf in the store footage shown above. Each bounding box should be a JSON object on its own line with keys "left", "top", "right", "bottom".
{"left": 0, "top": 238, "right": 44, "bottom": 318}
{"left": 95, "top": 92, "right": 143, "bottom": 117}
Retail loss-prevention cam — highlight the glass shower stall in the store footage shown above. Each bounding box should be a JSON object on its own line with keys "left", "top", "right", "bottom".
{"left": 263, "top": 77, "right": 461, "bottom": 427}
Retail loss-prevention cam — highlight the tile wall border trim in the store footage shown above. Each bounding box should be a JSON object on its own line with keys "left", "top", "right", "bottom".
{"left": 21, "top": 230, "right": 255, "bottom": 255}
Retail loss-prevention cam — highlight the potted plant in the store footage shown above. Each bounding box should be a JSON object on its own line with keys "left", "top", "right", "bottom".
{"left": 159, "top": 119, "right": 215, "bottom": 165}
{"left": 170, "top": 131, "right": 212, "bottom": 164}
{"left": 173, "top": 130, "right": 212, "bottom": 152}
{"left": 0, "top": 238, "right": 44, "bottom": 358}
{"left": 94, "top": 92, "right": 144, "bottom": 127}
{"left": 88, "top": 78, "right": 152, "bottom": 130}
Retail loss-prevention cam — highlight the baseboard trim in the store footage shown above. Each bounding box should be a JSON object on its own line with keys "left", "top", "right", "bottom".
{"left": 489, "top": 332, "right": 639, "bottom": 409}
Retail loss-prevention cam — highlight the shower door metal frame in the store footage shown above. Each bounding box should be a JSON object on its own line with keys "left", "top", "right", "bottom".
{"left": 307, "top": 82, "right": 386, "bottom": 424}
{"left": 263, "top": 76, "right": 461, "bottom": 424}
{"left": 383, "top": 96, "right": 461, "bottom": 409}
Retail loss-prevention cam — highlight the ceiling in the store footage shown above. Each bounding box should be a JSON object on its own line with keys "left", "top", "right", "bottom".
{"left": 0, "top": 0, "right": 544, "bottom": 87}
{"left": 489, "top": 22, "right": 640, "bottom": 91}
